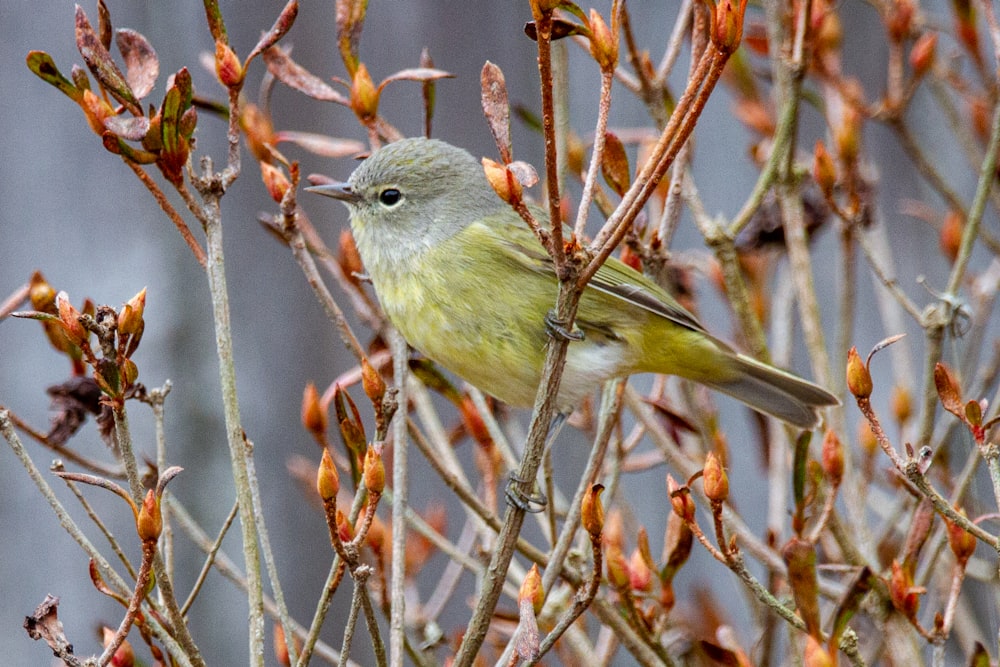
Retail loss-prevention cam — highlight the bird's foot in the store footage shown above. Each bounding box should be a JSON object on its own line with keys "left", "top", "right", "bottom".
{"left": 504, "top": 474, "right": 548, "bottom": 513}
{"left": 545, "top": 310, "right": 584, "bottom": 342}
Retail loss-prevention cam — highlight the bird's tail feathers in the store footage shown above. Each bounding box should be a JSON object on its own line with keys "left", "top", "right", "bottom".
{"left": 700, "top": 354, "right": 839, "bottom": 429}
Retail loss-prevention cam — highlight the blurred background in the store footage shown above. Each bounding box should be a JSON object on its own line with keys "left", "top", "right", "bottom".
{"left": 0, "top": 1, "right": 985, "bottom": 665}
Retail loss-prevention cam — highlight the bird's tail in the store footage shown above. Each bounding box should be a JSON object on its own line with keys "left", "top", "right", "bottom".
{"left": 700, "top": 353, "right": 839, "bottom": 429}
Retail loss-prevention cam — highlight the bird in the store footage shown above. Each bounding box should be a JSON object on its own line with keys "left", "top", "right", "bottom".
{"left": 309, "top": 137, "right": 838, "bottom": 429}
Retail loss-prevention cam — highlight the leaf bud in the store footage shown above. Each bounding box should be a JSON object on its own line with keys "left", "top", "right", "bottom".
{"left": 363, "top": 444, "right": 385, "bottom": 495}
{"left": 519, "top": 563, "right": 544, "bottom": 615}
{"left": 821, "top": 429, "right": 844, "bottom": 485}
{"left": 214, "top": 39, "right": 244, "bottom": 88}
{"left": 317, "top": 447, "right": 340, "bottom": 502}
{"left": 581, "top": 483, "right": 605, "bottom": 539}
{"left": 846, "top": 346, "right": 872, "bottom": 399}
{"left": 702, "top": 452, "right": 729, "bottom": 503}
{"left": 136, "top": 489, "right": 162, "bottom": 542}
{"left": 946, "top": 508, "right": 977, "bottom": 567}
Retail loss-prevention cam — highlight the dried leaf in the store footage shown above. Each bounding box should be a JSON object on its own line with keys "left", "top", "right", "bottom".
{"left": 866, "top": 333, "right": 906, "bottom": 367}
{"left": 46, "top": 376, "right": 103, "bottom": 446}
{"left": 104, "top": 114, "right": 151, "bottom": 141}
{"left": 75, "top": 6, "right": 141, "bottom": 115}
{"left": 934, "top": 362, "right": 964, "bottom": 417}
{"left": 507, "top": 160, "right": 538, "bottom": 188}
{"left": 116, "top": 29, "right": 159, "bottom": 100}
{"left": 481, "top": 61, "right": 512, "bottom": 163}
{"left": 97, "top": 0, "right": 113, "bottom": 51}
{"left": 247, "top": 0, "right": 299, "bottom": 64}
{"left": 379, "top": 67, "right": 454, "bottom": 88}
{"left": 600, "top": 131, "right": 630, "bottom": 196}
{"left": 828, "top": 566, "right": 872, "bottom": 649}
{"left": 524, "top": 17, "right": 588, "bottom": 41}
{"left": 782, "top": 538, "right": 821, "bottom": 637}
{"left": 273, "top": 131, "right": 365, "bottom": 157}
{"left": 515, "top": 598, "right": 540, "bottom": 661}
{"left": 263, "top": 47, "right": 349, "bottom": 104}
{"left": 23, "top": 595, "right": 73, "bottom": 657}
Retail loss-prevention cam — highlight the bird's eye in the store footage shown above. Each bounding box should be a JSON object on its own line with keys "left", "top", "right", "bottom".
{"left": 378, "top": 188, "right": 402, "bottom": 207}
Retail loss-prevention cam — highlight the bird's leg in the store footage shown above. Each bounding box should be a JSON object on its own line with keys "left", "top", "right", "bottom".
{"left": 504, "top": 412, "right": 569, "bottom": 512}
{"left": 544, "top": 310, "right": 584, "bottom": 341}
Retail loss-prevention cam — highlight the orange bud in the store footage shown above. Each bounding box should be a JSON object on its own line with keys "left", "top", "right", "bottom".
{"left": 858, "top": 420, "right": 878, "bottom": 456}
{"left": 260, "top": 162, "right": 291, "bottom": 203}
{"left": 581, "top": 483, "right": 605, "bottom": 539}
{"left": 214, "top": 40, "right": 244, "bottom": 88}
{"left": 519, "top": 563, "right": 544, "bottom": 615}
{"left": 56, "top": 291, "right": 88, "bottom": 348}
{"left": 481, "top": 157, "right": 522, "bottom": 205}
{"left": 890, "top": 385, "right": 913, "bottom": 425}
{"left": 628, "top": 548, "right": 652, "bottom": 592}
{"left": 317, "top": 447, "right": 340, "bottom": 502}
{"left": 703, "top": 452, "right": 729, "bottom": 503}
{"left": 909, "top": 32, "right": 937, "bottom": 78}
{"left": 363, "top": 445, "right": 385, "bottom": 495}
{"left": 103, "top": 627, "right": 136, "bottom": 667}
{"left": 336, "top": 509, "right": 354, "bottom": 542}
{"left": 350, "top": 63, "right": 379, "bottom": 123}
{"left": 338, "top": 229, "right": 365, "bottom": 287}
{"left": 712, "top": 0, "right": 747, "bottom": 53}
{"left": 846, "top": 346, "right": 873, "bottom": 399}
{"left": 240, "top": 102, "right": 276, "bottom": 163}
{"left": 803, "top": 634, "right": 834, "bottom": 667}
{"left": 366, "top": 513, "right": 388, "bottom": 557}
{"left": 813, "top": 140, "right": 837, "bottom": 197}
{"left": 886, "top": 0, "right": 914, "bottom": 42}
{"left": 821, "top": 429, "right": 844, "bottom": 485}
{"left": 605, "top": 541, "right": 630, "bottom": 589}
{"left": 361, "top": 357, "right": 386, "bottom": 403}
{"left": 888, "top": 559, "right": 921, "bottom": 619}
{"left": 940, "top": 211, "right": 963, "bottom": 263}
{"left": 667, "top": 474, "right": 696, "bottom": 523}
{"left": 588, "top": 9, "right": 618, "bottom": 71}
{"left": 301, "top": 382, "right": 329, "bottom": 440}
{"left": 946, "top": 508, "right": 977, "bottom": 567}
{"left": 80, "top": 88, "right": 113, "bottom": 135}
{"left": 274, "top": 623, "right": 290, "bottom": 667}
{"left": 137, "top": 489, "right": 162, "bottom": 542}
{"left": 29, "top": 271, "right": 57, "bottom": 312}
{"left": 117, "top": 287, "right": 146, "bottom": 336}
{"left": 835, "top": 106, "right": 862, "bottom": 168}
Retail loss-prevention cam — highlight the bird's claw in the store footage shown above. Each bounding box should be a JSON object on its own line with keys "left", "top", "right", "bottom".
{"left": 545, "top": 311, "right": 584, "bottom": 342}
{"left": 504, "top": 474, "right": 548, "bottom": 513}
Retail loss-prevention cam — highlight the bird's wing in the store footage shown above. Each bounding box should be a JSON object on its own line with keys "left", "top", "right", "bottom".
{"left": 486, "top": 215, "right": 709, "bottom": 335}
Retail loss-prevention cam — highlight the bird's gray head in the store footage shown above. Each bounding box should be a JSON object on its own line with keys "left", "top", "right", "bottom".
{"left": 311, "top": 137, "right": 505, "bottom": 247}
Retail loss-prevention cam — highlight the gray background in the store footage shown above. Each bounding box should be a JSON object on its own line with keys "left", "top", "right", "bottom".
{"left": 0, "top": 1, "right": 979, "bottom": 664}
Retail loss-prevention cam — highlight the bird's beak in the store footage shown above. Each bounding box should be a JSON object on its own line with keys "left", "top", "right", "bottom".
{"left": 306, "top": 182, "right": 361, "bottom": 204}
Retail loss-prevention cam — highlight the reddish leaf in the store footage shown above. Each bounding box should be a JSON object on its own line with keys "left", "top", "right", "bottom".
{"left": 481, "top": 61, "right": 512, "bottom": 163}
{"left": 524, "top": 17, "right": 588, "bottom": 41}
{"left": 75, "top": 6, "right": 141, "bottom": 115}
{"left": 600, "top": 131, "right": 630, "bottom": 196}
{"left": 116, "top": 29, "right": 159, "bottom": 100}
{"left": 263, "top": 47, "right": 349, "bottom": 104}
{"left": 934, "top": 362, "right": 964, "bottom": 418}
{"left": 273, "top": 131, "right": 365, "bottom": 158}
{"left": 247, "top": 0, "right": 299, "bottom": 64}
{"left": 97, "top": 0, "right": 113, "bottom": 51}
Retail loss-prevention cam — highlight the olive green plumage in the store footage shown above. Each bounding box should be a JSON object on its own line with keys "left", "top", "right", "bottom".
{"left": 310, "top": 137, "right": 838, "bottom": 428}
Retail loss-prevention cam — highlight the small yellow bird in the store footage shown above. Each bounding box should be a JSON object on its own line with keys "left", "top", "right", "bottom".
{"left": 310, "top": 137, "right": 838, "bottom": 428}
